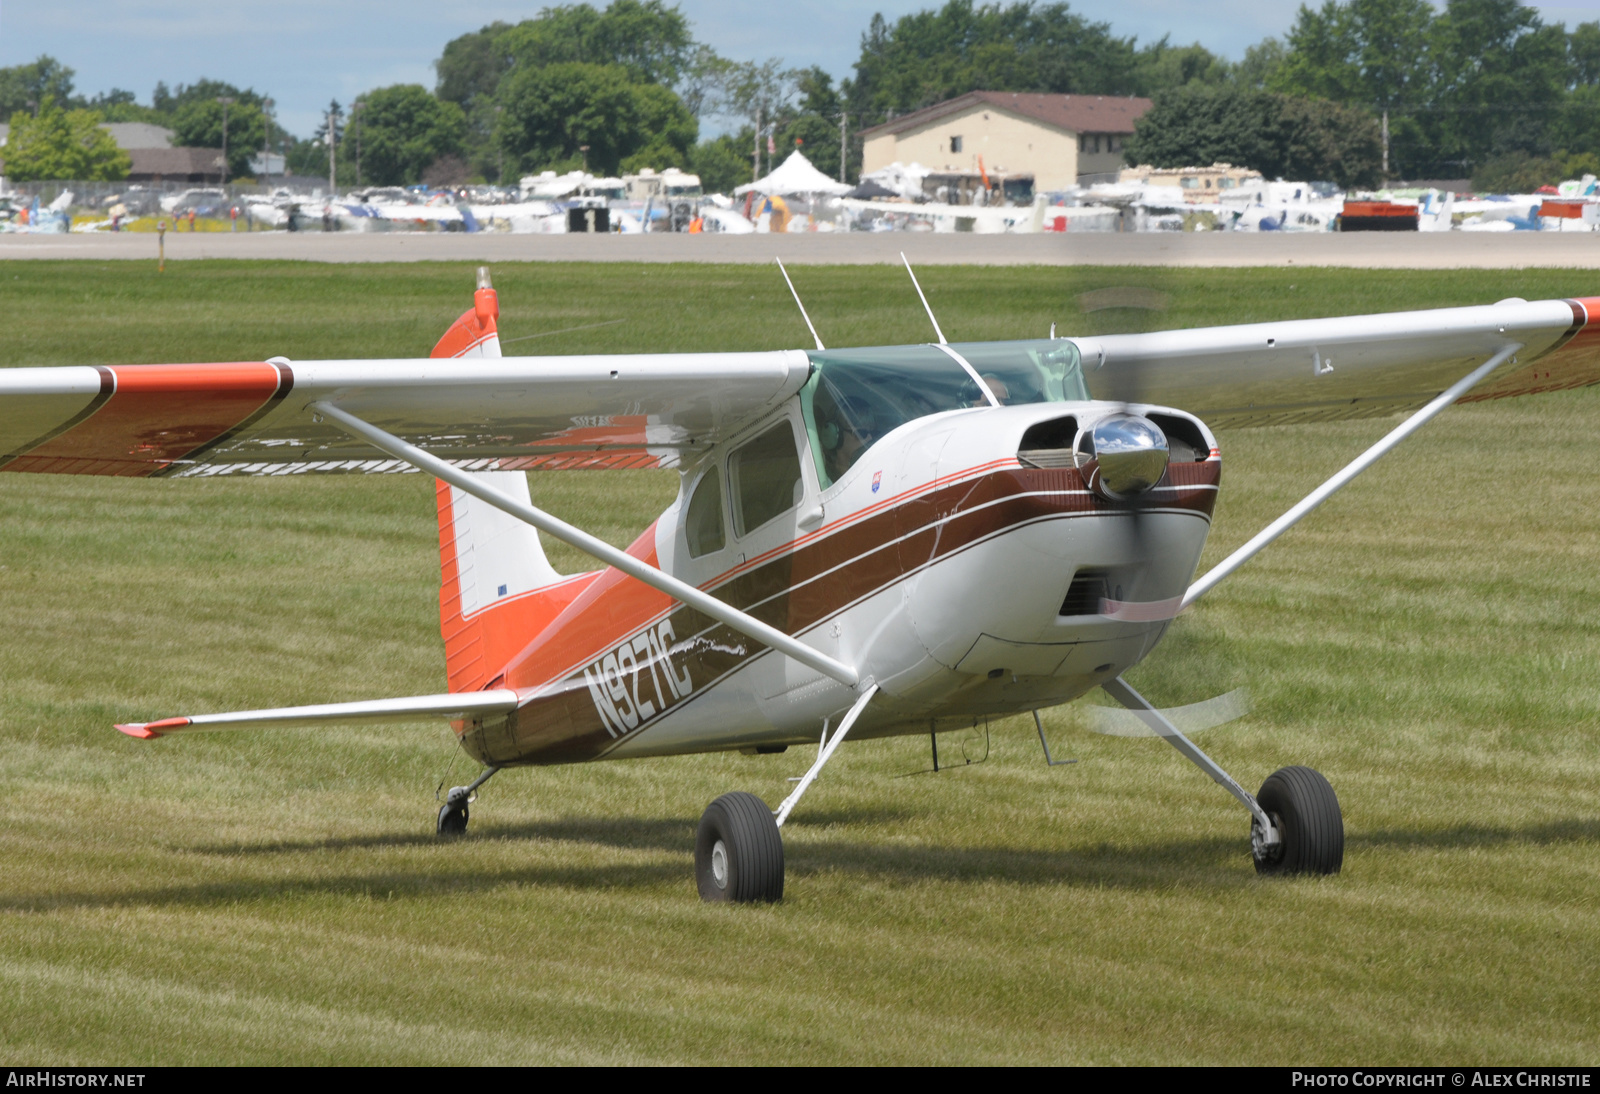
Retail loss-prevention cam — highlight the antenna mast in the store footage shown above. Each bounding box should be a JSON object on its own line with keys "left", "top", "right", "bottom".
{"left": 900, "top": 252, "right": 946, "bottom": 344}
{"left": 776, "top": 258, "right": 826, "bottom": 351}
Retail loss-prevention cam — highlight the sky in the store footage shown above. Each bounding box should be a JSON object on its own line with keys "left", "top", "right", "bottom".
{"left": 3, "top": 0, "right": 1599, "bottom": 138}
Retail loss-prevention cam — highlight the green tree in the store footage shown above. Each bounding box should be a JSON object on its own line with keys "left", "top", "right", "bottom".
{"left": 1272, "top": 0, "right": 1432, "bottom": 176}
{"left": 1133, "top": 38, "right": 1233, "bottom": 93}
{"left": 1236, "top": 39, "right": 1288, "bottom": 90}
{"left": 1124, "top": 84, "right": 1380, "bottom": 188}
{"left": 1471, "top": 151, "right": 1564, "bottom": 191}
{"left": 0, "top": 55, "right": 77, "bottom": 118}
{"left": 156, "top": 79, "right": 266, "bottom": 116}
{"left": 84, "top": 89, "right": 159, "bottom": 124}
{"left": 351, "top": 85, "right": 466, "bottom": 185}
{"left": 797, "top": 66, "right": 841, "bottom": 117}
{"left": 496, "top": 62, "right": 695, "bottom": 176}
{"left": 691, "top": 131, "right": 753, "bottom": 192}
{"left": 3, "top": 98, "right": 130, "bottom": 181}
{"left": 845, "top": 2, "right": 1144, "bottom": 123}
{"left": 775, "top": 114, "right": 844, "bottom": 181}
{"left": 497, "top": 0, "right": 692, "bottom": 85}
{"left": 1425, "top": 0, "right": 1569, "bottom": 169}
{"left": 435, "top": 3, "right": 706, "bottom": 181}
{"left": 435, "top": 21, "right": 516, "bottom": 111}
{"left": 170, "top": 98, "right": 268, "bottom": 178}
{"left": 1570, "top": 21, "right": 1600, "bottom": 84}
{"left": 1268, "top": 0, "right": 1600, "bottom": 179}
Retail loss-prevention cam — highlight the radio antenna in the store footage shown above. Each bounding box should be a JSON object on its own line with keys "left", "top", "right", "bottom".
{"left": 776, "top": 258, "right": 825, "bottom": 351}
{"left": 900, "top": 252, "right": 946, "bottom": 344}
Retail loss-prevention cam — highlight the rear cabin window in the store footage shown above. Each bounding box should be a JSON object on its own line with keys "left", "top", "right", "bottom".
{"left": 685, "top": 467, "right": 725, "bottom": 558}
{"left": 729, "top": 422, "right": 803, "bottom": 537}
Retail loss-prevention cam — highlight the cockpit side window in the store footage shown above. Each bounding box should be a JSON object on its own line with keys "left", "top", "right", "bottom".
{"left": 729, "top": 421, "right": 803, "bottom": 538}
{"left": 685, "top": 466, "right": 725, "bottom": 558}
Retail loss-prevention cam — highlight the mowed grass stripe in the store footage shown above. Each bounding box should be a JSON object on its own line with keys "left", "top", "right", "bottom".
{"left": 0, "top": 260, "right": 1595, "bottom": 1064}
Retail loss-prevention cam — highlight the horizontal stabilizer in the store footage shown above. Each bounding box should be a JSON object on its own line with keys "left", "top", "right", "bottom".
{"left": 115, "top": 689, "right": 519, "bottom": 739}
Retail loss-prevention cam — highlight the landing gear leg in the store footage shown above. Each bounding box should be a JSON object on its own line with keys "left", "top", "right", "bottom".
{"left": 695, "top": 683, "right": 879, "bottom": 903}
{"left": 436, "top": 765, "right": 500, "bottom": 836}
{"left": 1102, "top": 676, "right": 1343, "bottom": 875}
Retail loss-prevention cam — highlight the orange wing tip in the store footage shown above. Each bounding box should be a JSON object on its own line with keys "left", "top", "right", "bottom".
{"left": 115, "top": 717, "right": 189, "bottom": 739}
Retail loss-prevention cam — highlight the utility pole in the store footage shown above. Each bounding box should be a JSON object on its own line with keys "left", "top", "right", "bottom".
{"left": 838, "top": 112, "right": 847, "bottom": 183}
{"left": 262, "top": 98, "right": 274, "bottom": 179}
{"left": 1381, "top": 109, "right": 1390, "bottom": 182}
{"left": 327, "top": 107, "right": 337, "bottom": 196}
{"left": 216, "top": 97, "right": 235, "bottom": 184}
{"left": 352, "top": 100, "right": 363, "bottom": 187}
{"left": 753, "top": 106, "right": 761, "bottom": 182}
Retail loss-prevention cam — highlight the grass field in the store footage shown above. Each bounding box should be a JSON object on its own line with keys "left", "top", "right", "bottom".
{"left": 0, "top": 260, "right": 1597, "bottom": 1065}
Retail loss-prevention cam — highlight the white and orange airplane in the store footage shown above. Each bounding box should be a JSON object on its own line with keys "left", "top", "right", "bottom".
{"left": 3, "top": 265, "right": 1596, "bottom": 902}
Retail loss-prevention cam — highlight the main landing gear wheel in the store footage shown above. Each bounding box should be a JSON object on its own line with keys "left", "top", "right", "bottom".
{"left": 436, "top": 788, "right": 470, "bottom": 836}
{"left": 695, "top": 791, "right": 784, "bottom": 903}
{"left": 1253, "top": 765, "right": 1343, "bottom": 876}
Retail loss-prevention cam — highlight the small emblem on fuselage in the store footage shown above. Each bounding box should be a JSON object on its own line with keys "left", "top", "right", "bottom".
{"left": 871, "top": 470, "right": 882, "bottom": 493}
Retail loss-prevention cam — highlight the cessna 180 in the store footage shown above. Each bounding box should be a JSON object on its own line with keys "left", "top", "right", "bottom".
{"left": 3, "top": 265, "right": 1597, "bottom": 902}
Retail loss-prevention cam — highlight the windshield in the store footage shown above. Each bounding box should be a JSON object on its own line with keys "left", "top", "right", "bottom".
{"left": 948, "top": 339, "right": 1087, "bottom": 407}
{"left": 799, "top": 339, "right": 1085, "bottom": 487}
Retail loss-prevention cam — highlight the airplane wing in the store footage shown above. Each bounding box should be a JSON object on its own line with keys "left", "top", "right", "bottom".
{"left": 2, "top": 296, "right": 1596, "bottom": 479}
{"left": 1071, "top": 296, "right": 1600, "bottom": 428}
{"left": 0, "top": 349, "right": 811, "bottom": 477}
{"left": 115, "top": 690, "right": 520, "bottom": 738}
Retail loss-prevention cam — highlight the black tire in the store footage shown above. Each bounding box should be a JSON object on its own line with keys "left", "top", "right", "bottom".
{"left": 695, "top": 792, "right": 784, "bottom": 903}
{"left": 1254, "top": 765, "right": 1343, "bottom": 876}
{"left": 437, "top": 802, "right": 468, "bottom": 836}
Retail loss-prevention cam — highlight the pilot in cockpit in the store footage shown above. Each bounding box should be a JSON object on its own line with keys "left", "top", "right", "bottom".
{"left": 976, "top": 374, "right": 1010, "bottom": 405}
{"left": 814, "top": 393, "right": 882, "bottom": 484}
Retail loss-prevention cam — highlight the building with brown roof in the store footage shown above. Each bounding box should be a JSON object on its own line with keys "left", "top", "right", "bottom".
{"left": 127, "top": 147, "right": 227, "bottom": 184}
{"left": 859, "top": 91, "right": 1151, "bottom": 192}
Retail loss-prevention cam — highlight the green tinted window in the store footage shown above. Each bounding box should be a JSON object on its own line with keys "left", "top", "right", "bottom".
{"left": 798, "top": 340, "right": 1085, "bottom": 487}
{"left": 685, "top": 467, "right": 725, "bottom": 558}
{"left": 801, "top": 345, "right": 983, "bottom": 487}
{"left": 948, "top": 340, "right": 1087, "bottom": 406}
{"left": 729, "top": 422, "right": 803, "bottom": 537}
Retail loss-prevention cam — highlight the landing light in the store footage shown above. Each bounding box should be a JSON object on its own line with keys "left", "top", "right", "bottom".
{"left": 1076, "top": 415, "right": 1169, "bottom": 499}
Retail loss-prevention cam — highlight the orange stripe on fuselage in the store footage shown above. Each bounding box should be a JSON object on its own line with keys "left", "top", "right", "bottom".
{"left": 4, "top": 363, "right": 283, "bottom": 476}
{"left": 500, "top": 522, "right": 674, "bottom": 694}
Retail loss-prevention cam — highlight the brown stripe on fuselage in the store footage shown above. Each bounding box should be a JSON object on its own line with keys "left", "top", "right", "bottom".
{"left": 464, "top": 459, "right": 1219, "bottom": 767}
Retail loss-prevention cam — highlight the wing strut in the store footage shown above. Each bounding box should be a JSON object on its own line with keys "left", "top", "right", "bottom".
{"left": 311, "top": 401, "right": 861, "bottom": 689}
{"left": 1181, "top": 342, "right": 1523, "bottom": 610}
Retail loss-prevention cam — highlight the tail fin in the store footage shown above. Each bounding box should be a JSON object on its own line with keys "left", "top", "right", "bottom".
{"left": 433, "top": 269, "right": 573, "bottom": 691}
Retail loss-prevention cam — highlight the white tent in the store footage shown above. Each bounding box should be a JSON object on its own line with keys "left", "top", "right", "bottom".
{"left": 734, "top": 150, "right": 852, "bottom": 197}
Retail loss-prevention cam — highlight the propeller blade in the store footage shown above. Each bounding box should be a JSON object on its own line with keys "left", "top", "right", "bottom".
{"left": 1082, "top": 687, "right": 1251, "bottom": 737}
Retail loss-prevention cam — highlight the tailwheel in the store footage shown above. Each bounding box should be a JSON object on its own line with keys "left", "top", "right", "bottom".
{"left": 1253, "top": 765, "right": 1343, "bottom": 876}
{"left": 436, "top": 788, "right": 470, "bottom": 836}
{"left": 695, "top": 791, "right": 784, "bottom": 903}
